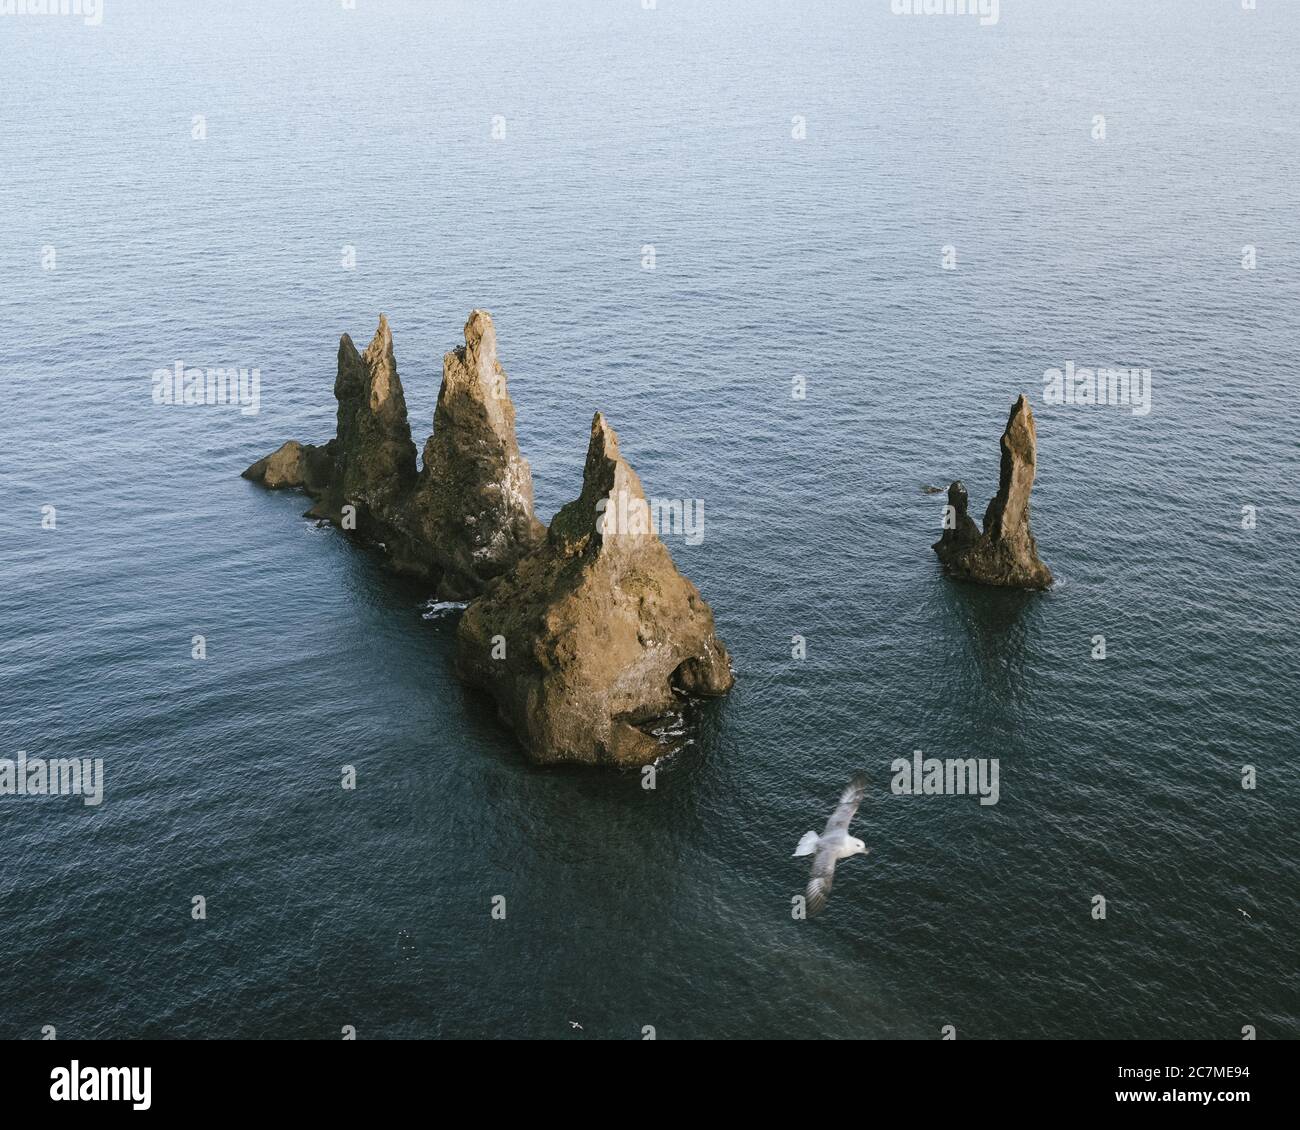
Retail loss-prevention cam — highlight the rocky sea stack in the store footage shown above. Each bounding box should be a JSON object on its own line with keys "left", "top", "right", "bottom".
{"left": 456, "top": 413, "right": 734, "bottom": 766}
{"left": 932, "top": 394, "right": 1053, "bottom": 589}
{"left": 243, "top": 314, "right": 733, "bottom": 765}
{"left": 388, "top": 311, "right": 545, "bottom": 598}
{"left": 242, "top": 311, "right": 543, "bottom": 598}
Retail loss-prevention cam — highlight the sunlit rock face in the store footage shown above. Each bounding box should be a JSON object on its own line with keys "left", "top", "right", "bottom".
{"left": 456, "top": 413, "right": 734, "bottom": 766}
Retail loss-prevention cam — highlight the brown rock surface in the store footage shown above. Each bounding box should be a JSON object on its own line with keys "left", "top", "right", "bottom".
{"left": 932, "top": 395, "right": 1053, "bottom": 589}
{"left": 240, "top": 439, "right": 335, "bottom": 493}
{"left": 241, "top": 312, "right": 542, "bottom": 597}
{"left": 455, "top": 413, "right": 733, "bottom": 766}
{"left": 309, "top": 315, "right": 417, "bottom": 530}
{"left": 389, "top": 311, "right": 545, "bottom": 598}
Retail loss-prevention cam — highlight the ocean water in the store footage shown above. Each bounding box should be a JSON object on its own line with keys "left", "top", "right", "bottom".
{"left": 2, "top": 0, "right": 1298, "bottom": 1040}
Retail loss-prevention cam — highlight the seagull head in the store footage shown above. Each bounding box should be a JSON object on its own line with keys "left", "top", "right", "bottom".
{"left": 850, "top": 837, "right": 869, "bottom": 856}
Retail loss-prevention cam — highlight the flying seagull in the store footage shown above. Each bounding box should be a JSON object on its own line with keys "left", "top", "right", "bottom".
{"left": 794, "top": 773, "right": 870, "bottom": 916}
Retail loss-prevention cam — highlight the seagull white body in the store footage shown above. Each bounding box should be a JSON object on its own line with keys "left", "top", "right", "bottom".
{"left": 793, "top": 773, "right": 870, "bottom": 915}
{"left": 794, "top": 829, "right": 867, "bottom": 861}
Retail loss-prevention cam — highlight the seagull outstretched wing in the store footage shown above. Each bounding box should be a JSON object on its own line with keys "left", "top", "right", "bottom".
{"left": 806, "top": 843, "right": 839, "bottom": 916}
{"left": 822, "top": 772, "right": 868, "bottom": 837}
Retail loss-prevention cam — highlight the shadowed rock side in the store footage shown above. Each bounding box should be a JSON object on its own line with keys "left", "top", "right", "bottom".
{"left": 456, "top": 413, "right": 734, "bottom": 766}
{"left": 241, "top": 311, "right": 542, "bottom": 598}
{"left": 932, "top": 395, "right": 1053, "bottom": 589}
{"left": 308, "top": 315, "right": 416, "bottom": 529}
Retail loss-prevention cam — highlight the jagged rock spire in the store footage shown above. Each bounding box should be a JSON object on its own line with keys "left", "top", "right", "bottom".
{"left": 321, "top": 314, "right": 417, "bottom": 526}
{"left": 391, "top": 310, "right": 544, "bottom": 598}
{"left": 456, "top": 412, "right": 733, "bottom": 766}
{"left": 548, "top": 412, "right": 652, "bottom": 556}
{"left": 933, "top": 395, "right": 1053, "bottom": 589}
{"left": 243, "top": 311, "right": 543, "bottom": 597}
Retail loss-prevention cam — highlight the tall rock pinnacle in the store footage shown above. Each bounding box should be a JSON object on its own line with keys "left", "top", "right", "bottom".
{"left": 456, "top": 413, "right": 734, "bottom": 766}
{"left": 243, "top": 312, "right": 543, "bottom": 598}
{"left": 314, "top": 314, "right": 417, "bottom": 528}
{"left": 932, "top": 395, "right": 1053, "bottom": 589}
{"left": 390, "top": 310, "right": 545, "bottom": 598}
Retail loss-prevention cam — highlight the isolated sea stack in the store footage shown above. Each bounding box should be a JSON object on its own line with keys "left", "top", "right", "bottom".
{"left": 932, "top": 394, "right": 1053, "bottom": 589}
{"left": 456, "top": 413, "right": 734, "bottom": 766}
{"left": 242, "top": 311, "right": 543, "bottom": 598}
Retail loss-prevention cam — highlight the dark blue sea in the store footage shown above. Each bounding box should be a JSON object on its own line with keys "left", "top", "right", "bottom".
{"left": 2, "top": 0, "right": 1297, "bottom": 1039}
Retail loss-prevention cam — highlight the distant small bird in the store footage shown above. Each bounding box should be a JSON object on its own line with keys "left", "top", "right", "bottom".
{"left": 1237, "top": 908, "right": 1252, "bottom": 920}
{"left": 794, "top": 773, "right": 870, "bottom": 916}
{"left": 568, "top": 1020, "right": 583, "bottom": 1030}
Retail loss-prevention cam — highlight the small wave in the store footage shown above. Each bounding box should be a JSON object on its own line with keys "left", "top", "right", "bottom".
{"left": 421, "top": 600, "right": 469, "bottom": 620}
{"left": 649, "top": 712, "right": 688, "bottom": 742}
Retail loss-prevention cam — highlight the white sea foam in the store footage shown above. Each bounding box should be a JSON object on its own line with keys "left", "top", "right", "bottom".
{"left": 422, "top": 600, "right": 469, "bottom": 620}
